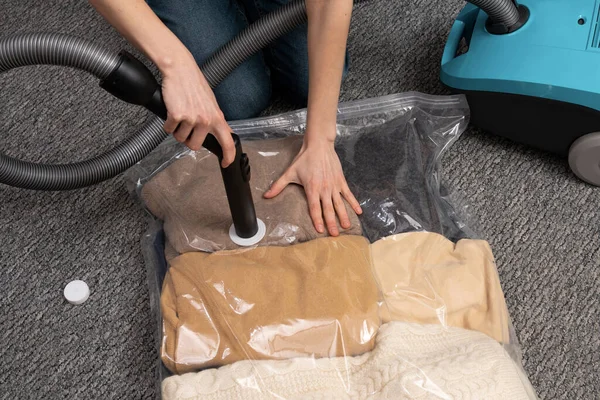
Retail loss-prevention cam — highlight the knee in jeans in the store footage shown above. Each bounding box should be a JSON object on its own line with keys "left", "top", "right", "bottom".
{"left": 214, "top": 60, "right": 272, "bottom": 121}
{"left": 218, "top": 79, "right": 271, "bottom": 121}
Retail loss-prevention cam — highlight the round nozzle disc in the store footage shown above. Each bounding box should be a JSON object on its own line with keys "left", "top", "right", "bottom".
{"left": 229, "top": 218, "right": 266, "bottom": 247}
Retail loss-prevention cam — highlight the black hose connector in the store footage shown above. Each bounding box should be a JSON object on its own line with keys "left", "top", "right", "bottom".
{"left": 100, "top": 51, "right": 259, "bottom": 239}
{"left": 99, "top": 51, "right": 158, "bottom": 107}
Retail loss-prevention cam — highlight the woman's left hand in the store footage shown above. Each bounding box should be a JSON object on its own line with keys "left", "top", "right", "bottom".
{"left": 263, "top": 136, "right": 362, "bottom": 236}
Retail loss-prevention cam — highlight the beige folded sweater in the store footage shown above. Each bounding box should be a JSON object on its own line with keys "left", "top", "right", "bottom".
{"left": 141, "top": 136, "right": 362, "bottom": 257}
{"left": 371, "top": 232, "right": 511, "bottom": 343}
{"left": 162, "top": 321, "right": 537, "bottom": 400}
{"left": 161, "top": 235, "right": 380, "bottom": 375}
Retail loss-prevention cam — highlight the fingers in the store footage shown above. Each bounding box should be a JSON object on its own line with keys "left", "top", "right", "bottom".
{"left": 307, "top": 190, "right": 325, "bottom": 234}
{"left": 164, "top": 111, "right": 198, "bottom": 144}
{"left": 173, "top": 120, "right": 194, "bottom": 144}
{"left": 163, "top": 111, "right": 181, "bottom": 135}
{"left": 342, "top": 183, "right": 362, "bottom": 215}
{"left": 264, "top": 172, "right": 291, "bottom": 199}
{"left": 213, "top": 121, "right": 236, "bottom": 168}
{"left": 164, "top": 111, "right": 235, "bottom": 168}
{"left": 333, "top": 192, "right": 351, "bottom": 229}
{"left": 321, "top": 194, "right": 339, "bottom": 237}
{"left": 185, "top": 127, "right": 208, "bottom": 152}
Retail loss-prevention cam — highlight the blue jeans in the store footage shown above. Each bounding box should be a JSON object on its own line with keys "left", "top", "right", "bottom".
{"left": 147, "top": 0, "right": 348, "bottom": 121}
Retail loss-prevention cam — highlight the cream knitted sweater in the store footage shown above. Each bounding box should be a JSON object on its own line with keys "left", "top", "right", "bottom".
{"left": 162, "top": 322, "right": 537, "bottom": 400}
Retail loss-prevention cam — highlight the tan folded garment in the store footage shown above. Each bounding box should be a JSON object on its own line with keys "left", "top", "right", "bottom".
{"left": 372, "top": 232, "right": 511, "bottom": 343}
{"left": 141, "top": 136, "right": 362, "bottom": 256}
{"left": 162, "top": 322, "right": 536, "bottom": 400}
{"left": 161, "top": 235, "right": 380, "bottom": 374}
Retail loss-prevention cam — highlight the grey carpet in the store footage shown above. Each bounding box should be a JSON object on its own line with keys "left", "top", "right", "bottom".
{"left": 0, "top": 0, "right": 598, "bottom": 399}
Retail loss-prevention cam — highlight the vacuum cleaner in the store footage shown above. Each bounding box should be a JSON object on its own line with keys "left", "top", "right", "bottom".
{"left": 2, "top": 0, "right": 585, "bottom": 246}
{"left": 441, "top": 0, "right": 600, "bottom": 186}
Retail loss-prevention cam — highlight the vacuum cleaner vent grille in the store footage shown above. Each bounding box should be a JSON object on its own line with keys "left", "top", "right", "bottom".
{"left": 591, "top": 7, "right": 600, "bottom": 48}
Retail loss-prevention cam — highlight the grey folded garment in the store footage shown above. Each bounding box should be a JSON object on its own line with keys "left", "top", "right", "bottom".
{"left": 336, "top": 109, "right": 469, "bottom": 243}
{"left": 142, "top": 136, "right": 362, "bottom": 256}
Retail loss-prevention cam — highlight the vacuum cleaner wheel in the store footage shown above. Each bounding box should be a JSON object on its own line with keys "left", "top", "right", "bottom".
{"left": 568, "top": 132, "right": 600, "bottom": 186}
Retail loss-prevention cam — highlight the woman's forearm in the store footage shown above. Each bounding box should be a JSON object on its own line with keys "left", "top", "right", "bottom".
{"left": 88, "top": 0, "right": 194, "bottom": 73}
{"left": 305, "top": 0, "right": 353, "bottom": 145}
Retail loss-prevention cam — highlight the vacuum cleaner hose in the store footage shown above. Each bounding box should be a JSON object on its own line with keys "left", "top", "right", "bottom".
{"left": 0, "top": 0, "right": 307, "bottom": 191}
{"left": 468, "top": 0, "right": 520, "bottom": 27}
{"left": 467, "top": 0, "right": 529, "bottom": 34}
{"left": 202, "top": 0, "right": 307, "bottom": 87}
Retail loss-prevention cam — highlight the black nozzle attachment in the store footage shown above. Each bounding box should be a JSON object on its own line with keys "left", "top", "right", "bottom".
{"left": 218, "top": 134, "right": 258, "bottom": 238}
{"left": 100, "top": 51, "right": 259, "bottom": 239}
{"left": 486, "top": 4, "right": 529, "bottom": 34}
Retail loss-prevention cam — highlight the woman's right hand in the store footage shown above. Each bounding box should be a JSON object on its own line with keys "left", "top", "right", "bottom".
{"left": 160, "top": 53, "right": 236, "bottom": 168}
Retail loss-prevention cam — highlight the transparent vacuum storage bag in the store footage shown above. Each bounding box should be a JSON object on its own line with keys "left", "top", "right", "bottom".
{"left": 126, "top": 92, "right": 539, "bottom": 399}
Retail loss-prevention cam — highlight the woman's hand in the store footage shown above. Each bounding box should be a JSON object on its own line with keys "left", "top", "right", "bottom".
{"left": 160, "top": 54, "right": 236, "bottom": 168}
{"left": 264, "top": 136, "right": 362, "bottom": 236}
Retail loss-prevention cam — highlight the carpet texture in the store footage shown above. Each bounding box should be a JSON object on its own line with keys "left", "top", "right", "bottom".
{"left": 0, "top": 0, "right": 598, "bottom": 399}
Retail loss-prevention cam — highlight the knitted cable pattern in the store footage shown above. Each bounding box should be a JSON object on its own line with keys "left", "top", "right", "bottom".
{"left": 162, "top": 322, "right": 536, "bottom": 400}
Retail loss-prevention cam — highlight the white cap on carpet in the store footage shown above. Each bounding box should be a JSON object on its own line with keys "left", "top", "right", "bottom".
{"left": 64, "top": 280, "right": 90, "bottom": 305}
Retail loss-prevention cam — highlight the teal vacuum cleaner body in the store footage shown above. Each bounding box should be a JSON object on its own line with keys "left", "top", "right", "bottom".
{"left": 441, "top": 0, "right": 600, "bottom": 186}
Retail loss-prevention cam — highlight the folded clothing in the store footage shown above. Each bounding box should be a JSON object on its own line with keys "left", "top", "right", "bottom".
{"left": 372, "top": 232, "right": 511, "bottom": 343}
{"left": 161, "top": 235, "right": 380, "bottom": 374}
{"left": 335, "top": 110, "right": 469, "bottom": 243}
{"left": 162, "top": 321, "right": 536, "bottom": 400}
{"left": 142, "top": 136, "right": 362, "bottom": 256}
